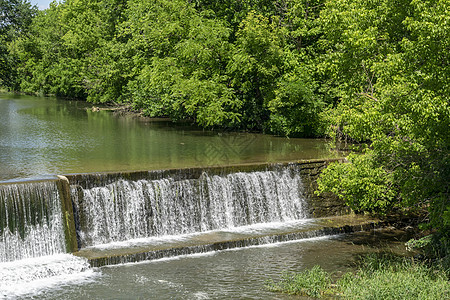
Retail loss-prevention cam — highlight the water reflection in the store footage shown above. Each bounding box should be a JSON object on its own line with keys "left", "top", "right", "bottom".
{"left": 1, "top": 94, "right": 340, "bottom": 181}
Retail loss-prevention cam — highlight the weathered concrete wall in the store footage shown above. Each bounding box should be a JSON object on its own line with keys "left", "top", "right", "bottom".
{"left": 295, "top": 158, "right": 351, "bottom": 217}
{"left": 56, "top": 176, "right": 79, "bottom": 253}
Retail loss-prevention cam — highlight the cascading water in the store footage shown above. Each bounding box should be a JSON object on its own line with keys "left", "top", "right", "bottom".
{"left": 72, "top": 166, "right": 307, "bottom": 248}
{"left": 0, "top": 254, "right": 95, "bottom": 299}
{"left": 0, "top": 162, "right": 371, "bottom": 298}
{"left": 0, "top": 179, "right": 95, "bottom": 299}
{"left": 0, "top": 180, "right": 67, "bottom": 262}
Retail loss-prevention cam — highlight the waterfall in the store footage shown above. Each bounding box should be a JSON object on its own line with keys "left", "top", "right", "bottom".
{"left": 0, "top": 160, "right": 357, "bottom": 296}
{"left": 0, "top": 181, "right": 67, "bottom": 262}
{"left": 72, "top": 166, "right": 307, "bottom": 247}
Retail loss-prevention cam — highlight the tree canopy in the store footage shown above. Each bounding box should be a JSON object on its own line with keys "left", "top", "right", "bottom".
{"left": 1, "top": 0, "right": 449, "bottom": 234}
{"left": 316, "top": 0, "right": 449, "bottom": 234}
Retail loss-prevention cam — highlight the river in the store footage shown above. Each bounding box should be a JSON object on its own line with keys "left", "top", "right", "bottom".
{"left": 0, "top": 93, "right": 339, "bottom": 181}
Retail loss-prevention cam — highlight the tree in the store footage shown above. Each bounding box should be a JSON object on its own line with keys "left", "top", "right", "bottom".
{"left": 124, "top": 0, "right": 241, "bottom": 127}
{"left": 0, "top": 0, "right": 36, "bottom": 89}
{"left": 11, "top": 0, "right": 128, "bottom": 99}
{"left": 316, "top": 0, "right": 449, "bottom": 233}
{"left": 266, "top": 0, "right": 327, "bottom": 137}
{"left": 226, "top": 12, "right": 285, "bottom": 130}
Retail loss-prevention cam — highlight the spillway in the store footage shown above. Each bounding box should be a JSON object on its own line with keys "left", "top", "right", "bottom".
{"left": 70, "top": 166, "right": 307, "bottom": 248}
{"left": 0, "top": 180, "right": 66, "bottom": 262}
{"left": 1, "top": 160, "right": 386, "bottom": 298}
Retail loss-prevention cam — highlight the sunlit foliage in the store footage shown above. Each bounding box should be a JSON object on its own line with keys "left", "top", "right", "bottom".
{"left": 316, "top": 0, "right": 449, "bottom": 234}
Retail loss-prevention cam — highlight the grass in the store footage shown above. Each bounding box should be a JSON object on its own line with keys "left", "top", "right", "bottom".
{"left": 267, "top": 265, "right": 333, "bottom": 298}
{"left": 267, "top": 253, "right": 449, "bottom": 299}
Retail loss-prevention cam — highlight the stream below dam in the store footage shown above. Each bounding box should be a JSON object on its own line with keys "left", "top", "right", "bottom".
{"left": 2, "top": 228, "right": 412, "bottom": 299}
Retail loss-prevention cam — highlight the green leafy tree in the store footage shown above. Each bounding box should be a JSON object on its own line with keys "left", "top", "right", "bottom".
{"left": 8, "top": 0, "right": 330, "bottom": 135}
{"left": 227, "top": 12, "right": 285, "bottom": 129}
{"left": 193, "top": 0, "right": 276, "bottom": 34}
{"left": 12, "top": 0, "right": 128, "bottom": 99}
{"left": 266, "top": 0, "right": 327, "bottom": 136}
{"left": 11, "top": 2, "right": 82, "bottom": 97}
{"left": 0, "top": 0, "right": 36, "bottom": 89}
{"left": 124, "top": 0, "right": 241, "bottom": 127}
{"left": 317, "top": 0, "right": 449, "bottom": 233}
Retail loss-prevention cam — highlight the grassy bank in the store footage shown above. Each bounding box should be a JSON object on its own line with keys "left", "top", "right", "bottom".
{"left": 267, "top": 253, "right": 449, "bottom": 299}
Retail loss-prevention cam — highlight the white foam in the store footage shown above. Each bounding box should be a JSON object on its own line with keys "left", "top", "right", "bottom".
{"left": 224, "top": 234, "right": 338, "bottom": 251}
{"left": 85, "top": 219, "right": 315, "bottom": 251}
{"left": 193, "top": 291, "right": 210, "bottom": 299}
{"left": 224, "top": 219, "right": 312, "bottom": 233}
{"left": 109, "top": 234, "right": 339, "bottom": 267}
{"left": 86, "top": 232, "right": 199, "bottom": 250}
{"left": 0, "top": 254, "right": 99, "bottom": 299}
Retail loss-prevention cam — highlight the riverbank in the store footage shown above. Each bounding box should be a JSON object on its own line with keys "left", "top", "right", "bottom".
{"left": 268, "top": 252, "right": 449, "bottom": 299}
{"left": 267, "top": 220, "right": 450, "bottom": 299}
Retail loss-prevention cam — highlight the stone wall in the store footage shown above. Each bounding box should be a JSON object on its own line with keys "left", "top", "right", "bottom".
{"left": 295, "top": 158, "right": 351, "bottom": 217}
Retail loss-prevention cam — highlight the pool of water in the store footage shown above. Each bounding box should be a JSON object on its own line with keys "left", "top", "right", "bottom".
{"left": 2, "top": 229, "right": 412, "bottom": 299}
{"left": 0, "top": 94, "right": 340, "bottom": 181}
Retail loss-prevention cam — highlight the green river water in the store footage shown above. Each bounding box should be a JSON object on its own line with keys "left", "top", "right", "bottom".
{"left": 0, "top": 93, "right": 340, "bottom": 181}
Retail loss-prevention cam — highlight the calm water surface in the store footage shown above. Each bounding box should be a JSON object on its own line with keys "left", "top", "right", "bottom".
{"left": 0, "top": 94, "right": 340, "bottom": 181}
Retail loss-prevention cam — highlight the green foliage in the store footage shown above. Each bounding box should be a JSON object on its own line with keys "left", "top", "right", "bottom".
{"left": 315, "top": 0, "right": 410, "bottom": 103}
{"left": 124, "top": 0, "right": 240, "bottom": 127}
{"left": 8, "top": 0, "right": 328, "bottom": 134}
{"left": 407, "top": 233, "right": 450, "bottom": 273}
{"left": 193, "top": 0, "right": 277, "bottom": 32}
{"left": 317, "top": 153, "right": 396, "bottom": 214}
{"left": 316, "top": 0, "right": 449, "bottom": 233}
{"left": 227, "top": 11, "right": 284, "bottom": 129}
{"left": 269, "top": 254, "right": 449, "bottom": 299}
{"left": 0, "top": 0, "right": 37, "bottom": 89}
{"left": 10, "top": 0, "right": 128, "bottom": 99}
{"left": 268, "top": 66, "right": 324, "bottom": 136}
{"left": 266, "top": 265, "right": 332, "bottom": 298}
